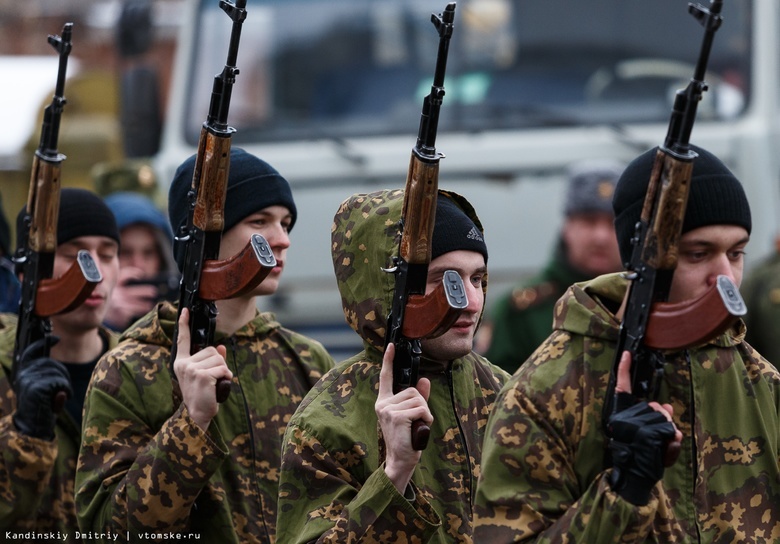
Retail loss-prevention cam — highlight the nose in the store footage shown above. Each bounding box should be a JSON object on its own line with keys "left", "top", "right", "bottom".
{"left": 709, "top": 253, "right": 735, "bottom": 284}
{"left": 593, "top": 219, "right": 616, "bottom": 243}
{"left": 464, "top": 277, "right": 483, "bottom": 315}
{"left": 265, "top": 224, "right": 291, "bottom": 251}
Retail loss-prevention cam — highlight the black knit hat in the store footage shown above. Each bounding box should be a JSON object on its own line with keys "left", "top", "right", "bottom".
{"left": 613, "top": 145, "right": 752, "bottom": 265}
{"left": 168, "top": 147, "right": 297, "bottom": 271}
{"left": 431, "top": 195, "right": 488, "bottom": 264}
{"left": 15, "top": 188, "right": 120, "bottom": 253}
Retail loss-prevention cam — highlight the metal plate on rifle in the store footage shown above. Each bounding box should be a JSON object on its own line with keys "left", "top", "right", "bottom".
{"left": 76, "top": 250, "right": 103, "bottom": 282}
{"left": 251, "top": 234, "right": 277, "bottom": 267}
{"left": 443, "top": 269, "right": 468, "bottom": 309}
{"left": 716, "top": 275, "right": 747, "bottom": 316}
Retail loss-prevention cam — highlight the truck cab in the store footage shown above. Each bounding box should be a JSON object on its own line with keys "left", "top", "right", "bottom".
{"left": 156, "top": 0, "right": 780, "bottom": 358}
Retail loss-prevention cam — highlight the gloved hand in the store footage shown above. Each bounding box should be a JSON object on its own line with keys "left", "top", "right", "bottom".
{"left": 606, "top": 392, "right": 677, "bottom": 506}
{"left": 12, "top": 337, "right": 72, "bottom": 440}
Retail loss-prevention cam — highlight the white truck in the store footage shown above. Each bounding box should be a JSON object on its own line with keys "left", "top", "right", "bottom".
{"left": 155, "top": 0, "right": 780, "bottom": 359}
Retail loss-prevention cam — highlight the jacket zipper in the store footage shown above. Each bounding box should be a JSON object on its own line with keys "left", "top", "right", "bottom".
{"left": 230, "top": 336, "right": 271, "bottom": 543}
{"left": 446, "top": 362, "right": 474, "bottom": 499}
{"left": 684, "top": 350, "right": 702, "bottom": 543}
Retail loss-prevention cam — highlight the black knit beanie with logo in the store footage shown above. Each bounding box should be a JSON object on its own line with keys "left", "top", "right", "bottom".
{"left": 168, "top": 147, "right": 297, "bottom": 271}
{"left": 431, "top": 194, "right": 488, "bottom": 264}
{"left": 613, "top": 145, "right": 752, "bottom": 265}
{"left": 15, "top": 187, "right": 120, "bottom": 253}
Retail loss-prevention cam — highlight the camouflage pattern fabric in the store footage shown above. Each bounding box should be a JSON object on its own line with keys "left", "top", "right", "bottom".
{"left": 741, "top": 250, "right": 780, "bottom": 367}
{"left": 277, "top": 189, "right": 510, "bottom": 543}
{"left": 0, "top": 316, "right": 118, "bottom": 535}
{"left": 75, "top": 301, "right": 334, "bottom": 542}
{"left": 473, "top": 272, "right": 780, "bottom": 543}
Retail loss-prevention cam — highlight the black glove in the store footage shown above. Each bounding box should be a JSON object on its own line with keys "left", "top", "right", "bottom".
{"left": 12, "top": 337, "right": 72, "bottom": 440}
{"left": 606, "top": 393, "right": 677, "bottom": 506}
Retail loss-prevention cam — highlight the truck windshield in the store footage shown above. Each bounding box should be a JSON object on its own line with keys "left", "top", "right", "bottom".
{"left": 185, "top": 0, "right": 752, "bottom": 146}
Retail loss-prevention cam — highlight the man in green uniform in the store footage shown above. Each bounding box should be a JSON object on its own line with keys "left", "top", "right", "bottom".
{"left": 277, "top": 189, "right": 510, "bottom": 543}
{"left": 741, "top": 234, "right": 780, "bottom": 365}
{"left": 75, "top": 149, "right": 335, "bottom": 541}
{"left": 482, "top": 159, "right": 623, "bottom": 373}
{"left": 473, "top": 145, "right": 780, "bottom": 542}
{"left": 0, "top": 188, "right": 121, "bottom": 532}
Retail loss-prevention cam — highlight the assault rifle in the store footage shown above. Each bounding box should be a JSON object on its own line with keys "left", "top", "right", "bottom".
{"left": 171, "top": 0, "right": 276, "bottom": 404}
{"left": 384, "top": 3, "right": 467, "bottom": 451}
{"left": 12, "top": 23, "right": 102, "bottom": 409}
{"left": 604, "top": 0, "right": 744, "bottom": 422}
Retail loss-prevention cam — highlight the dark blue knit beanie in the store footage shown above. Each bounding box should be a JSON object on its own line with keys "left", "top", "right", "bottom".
{"left": 168, "top": 147, "right": 297, "bottom": 270}
{"left": 613, "top": 144, "right": 752, "bottom": 265}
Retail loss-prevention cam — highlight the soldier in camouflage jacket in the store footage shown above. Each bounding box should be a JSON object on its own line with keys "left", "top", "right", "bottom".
{"left": 276, "top": 189, "right": 510, "bottom": 543}
{"left": 474, "top": 146, "right": 780, "bottom": 542}
{"left": 0, "top": 189, "right": 121, "bottom": 534}
{"left": 75, "top": 149, "right": 335, "bottom": 542}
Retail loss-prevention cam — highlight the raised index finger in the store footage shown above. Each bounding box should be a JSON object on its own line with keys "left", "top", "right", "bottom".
{"left": 176, "top": 307, "right": 192, "bottom": 358}
{"left": 614, "top": 350, "right": 632, "bottom": 395}
{"left": 378, "top": 343, "right": 395, "bottom": 398}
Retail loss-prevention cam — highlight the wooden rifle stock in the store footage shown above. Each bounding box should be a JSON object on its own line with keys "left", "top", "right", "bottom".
{"left": 172, "top": 0, "right": 278, "bottom": 404}
{"left": 386, "top": 3, "right": 459, "bottom": 451}
{"left": 604, "top": 2, "right": 726, "bottom": 470}
{"left": 13, "top": 23, "right": 101, "bottom": 413}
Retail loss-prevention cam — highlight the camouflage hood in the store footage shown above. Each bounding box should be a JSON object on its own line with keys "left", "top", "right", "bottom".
{"left": 331, "top": 189, "right": 488, "bottom": 353}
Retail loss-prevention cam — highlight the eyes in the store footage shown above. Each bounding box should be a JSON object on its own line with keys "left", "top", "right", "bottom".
{"left": 681, "top": 247, "right": 746, "bottom": 263}
{"left": 249, "top": 217, "right": 292, "bottom": 233}
{"left": 427, "top": 269, "right": 486, "bottom": 290}
{"left": 246, "top": 214, "right": 292, "bottom": 234}
{"left": 60, "top": 246, "right": 118, "bottom": 263}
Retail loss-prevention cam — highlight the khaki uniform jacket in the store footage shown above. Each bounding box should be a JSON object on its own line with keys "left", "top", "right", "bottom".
{"left": 474, "top": 273, "right": 780, "bottom": 543}
{"left": 0, "top": 313, "right": 118, "bottom": 534}
{"left": 277, "top": 189, "right": 510, "bottom": 543}
{"left": 75, "top": 302, "right": 334, "bottom": 542}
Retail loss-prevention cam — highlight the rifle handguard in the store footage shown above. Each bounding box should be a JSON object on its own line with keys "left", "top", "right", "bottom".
{"left": 198, "top": 234, "right": 276, "bottom": 301}
{"left": 35, "top": 250, "right": 102, "bottom": 316}
{"left": 644, "top": 275, "right": 745, "bottom": 350}
{"left": 401, "top": 270, "right": 468, "bottom": 339}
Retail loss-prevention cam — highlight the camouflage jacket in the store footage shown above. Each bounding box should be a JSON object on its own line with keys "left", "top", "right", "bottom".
{"left": 277, "top": 189, "right": 510, "bottom": 543}
{"left": 473, "top": 273, "right": 780, "bottom": 543}
{"left": 741, "top": 250, "right": 780, "bottom": 366}
{"left": 0, "top": 314, "right": 118, "bottom": 533}
{"left": 75, "top": 302, "right": 334, "bottom": 542}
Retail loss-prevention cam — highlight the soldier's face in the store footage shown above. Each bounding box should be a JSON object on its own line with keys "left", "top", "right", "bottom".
{"left": 562, "top": 212, "right": 622, "bottom": 276}
{"left": 51, "top": 236, "right": 120, "bottom": 333}
{"left": 118, "top": 224, "right": 162, "bottom": 278}
{"left": 421, "top": 250, "right": 486, "bottom": 363}
{"left": 668, "top": 224, "right": 749, "bottom": 303}
{"left": 219, "top": 205, "right": 292, "bottom": 297}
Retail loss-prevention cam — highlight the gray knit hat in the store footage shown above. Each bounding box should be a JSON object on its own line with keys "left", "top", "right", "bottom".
{"left": 564, "top": 159, "right": 624, "bottom": 216}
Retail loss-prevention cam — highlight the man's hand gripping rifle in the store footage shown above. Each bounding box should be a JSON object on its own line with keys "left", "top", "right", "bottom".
{"left": 384, "top": 3, "right": 467, "bottom": 451}
{"left": 12, "top": 23, "right": 102, "bottom": 416}
{"left": 603, "top": 0, "right": 746, "bottom": 503}
{"left": 171, "top": 0, "right": 276, "bottom": 404}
